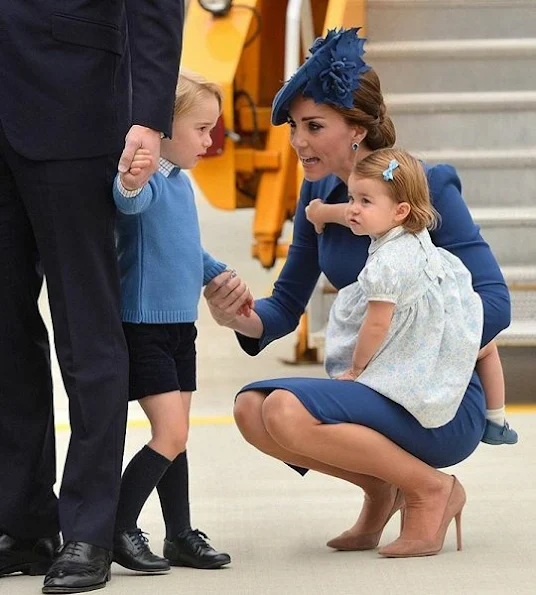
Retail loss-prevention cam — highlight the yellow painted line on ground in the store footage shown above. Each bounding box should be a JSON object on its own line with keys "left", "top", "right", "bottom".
{"left": 506, "top": 404, "right": 536, "bottom": 414}
{"left": 55, "top": 406, "right": 536, "bottom": 433}
{"left": 54, "top": 415, "right": 235, "bottom": 433}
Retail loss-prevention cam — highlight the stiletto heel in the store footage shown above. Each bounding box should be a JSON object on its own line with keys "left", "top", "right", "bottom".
{"left": 378, "top": 476, "right": 466, "bottom": 558}
{"left": 327, "top": 488, "right": 404, "bottom": 551}
{"left": 455, "top": 511, "right": 463, "bottom": 551}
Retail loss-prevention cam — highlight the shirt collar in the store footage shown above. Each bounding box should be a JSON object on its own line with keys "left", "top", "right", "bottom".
{"left": 368, "top": 226, "right": 407, "bottom": 255}
{"left": 159, "top": 157, "right": 179, "bottom": 177}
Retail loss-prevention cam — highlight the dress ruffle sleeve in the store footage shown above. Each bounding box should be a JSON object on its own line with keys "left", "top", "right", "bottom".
{"left": 357, "top": 254, "right": 404, "bottom": 304}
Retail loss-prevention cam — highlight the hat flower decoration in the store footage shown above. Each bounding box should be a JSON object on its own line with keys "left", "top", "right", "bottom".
{"left": 303, "top": 28, "right": 370, "bottom": 110}
{"left": 271, "top": 27, "right": 371, "bottom": 125}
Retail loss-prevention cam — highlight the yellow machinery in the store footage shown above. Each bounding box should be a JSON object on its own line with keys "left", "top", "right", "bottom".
{"left": 182, "top": 0, "right": 365, "bottom": 268}
{"left": 182, "top": 0, "right": 365, "bottom": 361}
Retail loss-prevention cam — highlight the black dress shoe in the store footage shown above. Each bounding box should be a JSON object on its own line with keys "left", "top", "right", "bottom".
{"left": 0, "top": 533, "right": 60, "bottom": 576}
{"left": 163, "top": 529, "right": 231, "bottom": 570}
{"left": 42, "top": 541, "right": 112, "bottom": 594}
{"left": 113, "top": 529, "right": 170, "bottom": 573}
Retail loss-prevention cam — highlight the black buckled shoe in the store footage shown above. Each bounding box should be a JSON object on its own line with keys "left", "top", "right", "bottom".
{"left": 113, "top": 529, "right": 170, "bottom": 573}
{"left": 42, "top": 541, "right": 112, "bottom": 594}
{"left": 0, "top": 533, "right": 60, "bottom": 576}
{"left": 163, "top": 529, "right": 231, "bottom": 570}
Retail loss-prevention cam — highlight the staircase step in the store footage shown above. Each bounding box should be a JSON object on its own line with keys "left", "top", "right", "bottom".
{"left": 498, "top": 321, "right": 536, "bottom": 346}
{"left": 471, "top": 206, "right": 536, "bottom": 225}
{"left": 366, "top": 39, "right": 536, "bottom": 93}
{"left": 420, "top": 148, "right": 536, "bottom": 207}
{"left": 387, "top": 90, "right": 536, "bottom": 112}
{"left": 470, "top": 207, "right": 536, "bottom": 267}
{"left": 501, "top": 266, "right": 536, "bottom": 322}
{"left": 501, "top": 265, "right": 536, "bottom": 287}
{"left": 387, "top": 91, "right": 536, "bottom": 150}
{"left": 368, "top": 0, "right": 536, "bottom": 43}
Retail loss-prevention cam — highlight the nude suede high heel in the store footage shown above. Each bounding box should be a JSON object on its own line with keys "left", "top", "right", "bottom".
{"left": 327, "top": 488, "right": 405, "bottom": 551}
{"left": 378, "top": 476, "right": 465, "bottom": 558}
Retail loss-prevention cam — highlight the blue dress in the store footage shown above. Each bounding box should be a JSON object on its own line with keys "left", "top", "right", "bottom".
{"left": 237, "top": 164, "right": 511, "bottom": 469}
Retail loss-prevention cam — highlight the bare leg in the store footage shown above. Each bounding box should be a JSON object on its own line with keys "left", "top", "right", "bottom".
{"left": 477, "top": 341, "right": 505, "bottom": 411}
{"left": 140, "top": 390, "right": 188, "bottom": 460}
{"left": 261, "top": 390, "right": 459, "bottom": 547}
{"left": 235, "top": 391, "right": 403, "bottom": 543}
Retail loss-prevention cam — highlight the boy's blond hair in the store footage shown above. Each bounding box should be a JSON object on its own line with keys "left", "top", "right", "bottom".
{"left": 352, "top": 148, "right": 439, "bottom": 233}
{"left": 173, "top": 68, "right": 223, "bottom": 118}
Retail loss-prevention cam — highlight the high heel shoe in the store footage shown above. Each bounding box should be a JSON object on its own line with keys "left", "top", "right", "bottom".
{"left": 327, "top": 488, "right": 405, "bottom": 551}
{"left": 378, "top": 476, "right": 466, "bottom": 558}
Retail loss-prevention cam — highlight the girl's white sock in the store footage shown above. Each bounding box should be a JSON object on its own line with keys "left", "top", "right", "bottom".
{"left": 486, "top": 406, "right": 506, "bottom": 426}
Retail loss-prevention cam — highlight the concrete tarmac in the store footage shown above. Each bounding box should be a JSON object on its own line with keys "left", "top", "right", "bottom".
{"left": 5, "top": 183, "right": 536, "bottom": 595}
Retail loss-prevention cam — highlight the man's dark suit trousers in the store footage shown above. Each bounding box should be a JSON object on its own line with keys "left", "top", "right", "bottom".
{"left": 0, "top": 122, "right": 129, "bottom": 549}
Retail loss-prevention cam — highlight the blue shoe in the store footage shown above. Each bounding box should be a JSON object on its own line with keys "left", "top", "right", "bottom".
{"left": 481, "top": 420, "right": 518, "bottom": 445}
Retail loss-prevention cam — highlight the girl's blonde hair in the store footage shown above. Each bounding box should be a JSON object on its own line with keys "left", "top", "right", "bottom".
{"left": 352, "top": 148, "right": 439, "bottom": 233}
{"left": 174, "top": 68, "right": 223, "bottom": 118}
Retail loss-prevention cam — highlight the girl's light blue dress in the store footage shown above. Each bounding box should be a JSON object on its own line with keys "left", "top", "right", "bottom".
{"left": 325, "top": 226, "right": 484, "bottom": 428}
{"left": 236, "top": 164, "right": 510, "bottom": 470}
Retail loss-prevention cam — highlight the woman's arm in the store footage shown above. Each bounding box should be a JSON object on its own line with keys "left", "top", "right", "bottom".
{"left": 204, "top": 180, "right": 325, "bottom": 355}
{"left": 427, "top": 164, "right": 511, "bottom": 345}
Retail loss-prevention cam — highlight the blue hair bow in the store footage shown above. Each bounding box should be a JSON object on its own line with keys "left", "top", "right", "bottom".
{"left": 382, "top": 159, "right": 399, "bottom": 181}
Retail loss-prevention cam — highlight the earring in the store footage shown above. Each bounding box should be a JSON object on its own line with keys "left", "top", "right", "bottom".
{"left": 352, "top": 142, "right": 359, "bottom": 152}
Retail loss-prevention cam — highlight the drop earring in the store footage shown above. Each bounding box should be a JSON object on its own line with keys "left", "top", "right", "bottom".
{"left": 352, "top": 142, "right": 359, "bottom": 152}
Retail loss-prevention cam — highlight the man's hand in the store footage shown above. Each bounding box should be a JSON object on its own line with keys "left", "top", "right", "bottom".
{"left": 305, "top": 198, "right": 326, "bottom": 234}
{"left": 118, "top": 125, "right": 161, "bottom": 189}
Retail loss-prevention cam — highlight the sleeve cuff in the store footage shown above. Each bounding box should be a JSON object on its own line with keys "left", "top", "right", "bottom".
{"left": 116, "top": 177, "right": 144, "bottom": 198}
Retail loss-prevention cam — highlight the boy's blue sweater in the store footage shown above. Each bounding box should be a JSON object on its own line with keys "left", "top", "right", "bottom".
{"left": 113, "top": 164, "right": 226, "bottom": 323}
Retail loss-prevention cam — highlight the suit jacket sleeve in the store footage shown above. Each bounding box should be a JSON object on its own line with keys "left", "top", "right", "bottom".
{"left": 126, "top": 0, "right": 185, "bottom": 137}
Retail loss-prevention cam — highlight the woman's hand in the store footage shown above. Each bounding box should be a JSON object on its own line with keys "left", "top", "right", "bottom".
{"left": 305, "top": 198, "right": 326, "bottom": 234}
{"left": 204, "top": 270, "right": 253, "bottom": 327}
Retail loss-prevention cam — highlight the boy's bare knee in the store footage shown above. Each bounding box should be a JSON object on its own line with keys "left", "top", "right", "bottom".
{"left": 150, "top": 427, "right": 187, "bottom": 460}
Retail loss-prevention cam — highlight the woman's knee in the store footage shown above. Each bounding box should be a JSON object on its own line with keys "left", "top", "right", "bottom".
{"left": 234, "top": 391, "right": 266, "bottom": 442}
{"left": 262, "top": 390, "right": 310, "bottom": 450}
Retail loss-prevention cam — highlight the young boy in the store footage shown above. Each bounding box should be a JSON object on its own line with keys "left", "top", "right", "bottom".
{"left": 112, "top": 69, "right": 252, "bottom": 572}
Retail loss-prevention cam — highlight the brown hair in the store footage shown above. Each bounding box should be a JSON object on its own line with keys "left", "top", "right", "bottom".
{"left": 332, "top": 69, "right": 396, "bottom": 150}
{"left": 174, "top": 68, "right": 223, "bottom": 118}
{"left": 352, "top": 148, "right": 439, "bottom": 233}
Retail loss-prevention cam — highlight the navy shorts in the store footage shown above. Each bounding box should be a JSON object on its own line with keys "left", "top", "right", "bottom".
{"left": 123, "top": 322, "right": 197, "bottom": 402}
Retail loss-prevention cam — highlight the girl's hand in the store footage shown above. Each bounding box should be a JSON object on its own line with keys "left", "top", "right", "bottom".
{"left": 305, "top": 198, "right": 326, "bottom": 234}
{"left": 120, "top": 148, "right": 154, "bottom": 191}
{"left": 204, "top": 270, "right": 253, "bottom": 327}
{"left": 336, "top": 368, "right": 364, "bottom": 381}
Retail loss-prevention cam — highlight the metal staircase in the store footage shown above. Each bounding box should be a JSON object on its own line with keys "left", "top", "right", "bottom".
{"left": 312, "top": 0, "right": 536, "bottom": 402}
{"left": 371, "top": 0, "right": 536, "bottom": 401}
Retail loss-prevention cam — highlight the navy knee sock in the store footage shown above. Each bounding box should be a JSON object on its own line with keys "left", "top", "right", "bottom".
{"left": 157, "top": 450, "right": 191, "bottom": 539}
{"left": 115, "top": 445, "right": 172, "bottom": 532}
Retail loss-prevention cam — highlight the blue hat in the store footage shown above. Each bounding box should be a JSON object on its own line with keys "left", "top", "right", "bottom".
{"left": 271, "top": 28, "right": 371, "bottom": 126}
